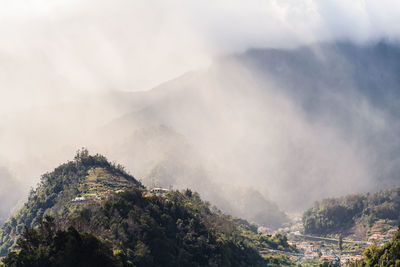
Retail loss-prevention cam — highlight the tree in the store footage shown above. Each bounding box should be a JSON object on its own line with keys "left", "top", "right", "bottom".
{"left": 2, "top": 216, "right": 118, "bottom": 267}
{"left": 338, "top": 234, "right": 343, "bottom": 251}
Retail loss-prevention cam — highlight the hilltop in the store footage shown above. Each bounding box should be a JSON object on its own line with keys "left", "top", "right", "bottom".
{"left": 0, "top": 149, "right": 143, "bottom": 256}
{"left": 0, "top": 150, "right": 297, "bottom": 266}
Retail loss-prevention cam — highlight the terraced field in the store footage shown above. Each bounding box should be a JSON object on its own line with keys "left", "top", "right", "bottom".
{"left": 77, "top": 167, "right": 134, "bottom": 200}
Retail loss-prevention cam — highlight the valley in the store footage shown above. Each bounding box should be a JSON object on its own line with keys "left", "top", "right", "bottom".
{"left": 1, "top": 1, "right": 400, "bottom": 266}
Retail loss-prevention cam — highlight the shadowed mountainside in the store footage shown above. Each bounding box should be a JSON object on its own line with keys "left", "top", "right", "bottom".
{"left": 2, "top": 41, "right": 400, "bottom": 224}
{"left": 100, "top": 41, "right": 400, "bottom": 213}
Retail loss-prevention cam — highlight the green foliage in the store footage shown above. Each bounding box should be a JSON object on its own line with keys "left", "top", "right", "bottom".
{"left": 0, "top": 149, "right": 142, "bottom": 256}
{"left": 302, "top": 187, "right": 400, "bottom": 235}
{"left": 2, "top": 216, "right": 117, "bottom": 267}
{"left": 319, "top": 260, "right": 340, "bottom": 267}
{"left": 243, "top": 231, "right": 296, "bottom": 253}
{"left": 261, "top": 254, "right": 295, "bottom": 266}
{"left": 349, "top": 226, "right": 400, "bottom": 267}
{"left": 69, "top": 188, "right": 270, "bottom": 266}
{"left": 1, "top": 189, "right": 291, "bottom": 266}
{"left": 0, "top": 150, "right": 294, "bottom": 266}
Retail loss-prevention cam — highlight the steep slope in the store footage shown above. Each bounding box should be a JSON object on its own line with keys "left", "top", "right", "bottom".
{"left": 100, "top": 41, "right": 400, "bottom": 213}
{"left": 0, "top": 149, "right": 142, "bottom": 256}
{"left": 67, "top": 188, "right": 278, "bottom": 266}
{"left": 302, "top": 187, "right": 400, "bottom": 239}
{"left": 236, "top": 41, "right": 400, "bottom": 115}
{"left": 144, "top": 157, "right": 288, "bottom": 228}
{"left": 0, "top": 152, "right": 296, "bottom": 266}
{"left": 1, "top": 189, "right": 296, "bottom": 267}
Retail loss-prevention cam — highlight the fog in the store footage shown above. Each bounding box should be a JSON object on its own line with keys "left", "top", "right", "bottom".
{"left": 1, "top": 0, "right": 400, "bottom": 224}
{"left": 1, "top": 0, "right": 400, "bottom": 110}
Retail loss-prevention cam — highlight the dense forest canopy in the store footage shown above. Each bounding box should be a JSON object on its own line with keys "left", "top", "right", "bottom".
{"left": 302, "top": 187, "right": 400, "bottom": 236}
{"left": 2, "top": 216, "right": 117, "bottom": 267}
{"left": 1, "top": 188, "right": 295, "bottom": 266}
{"left": 0, "top": 149, "right": 142, "bottom": 256}
{"left": 0, "top": 150, "right": 295, "bottom": 266}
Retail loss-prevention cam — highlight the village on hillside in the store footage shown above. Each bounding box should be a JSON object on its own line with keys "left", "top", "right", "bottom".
{"left": 258, "top": 216, "right": 396, "bottom": 266}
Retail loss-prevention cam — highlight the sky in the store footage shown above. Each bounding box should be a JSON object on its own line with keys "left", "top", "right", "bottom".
{"left": 1, "top": 0, "right": 400, "bottom": 113}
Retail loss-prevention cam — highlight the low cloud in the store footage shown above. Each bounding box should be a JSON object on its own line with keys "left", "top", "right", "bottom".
{"left": 0, "top": 0, "right": 400, "bottom": 216}
{"left": 1, "top": 0, "right": 400, "bottom": 113}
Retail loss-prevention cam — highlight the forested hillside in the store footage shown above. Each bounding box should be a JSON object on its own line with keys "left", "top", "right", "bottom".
{"left": 0, "top": 150, "right": 296, "bottom": 266}
{"left": 0, "top": 149, "right": 142, "bottom": 256}
{"left": 2, "top": 189, "right": 279, "bottom": 266}
{"left": 302, "top": 187, "right": 400, "bottom": 236}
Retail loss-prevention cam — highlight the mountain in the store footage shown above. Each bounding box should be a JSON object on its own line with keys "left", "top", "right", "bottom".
{"left": 302, "top": 187, "right": 400, "bottom": 239}
{"left": 2, "top": 41, "right": 400, "bottom": 224}
{"left": 0, "top": 150, "right": 296, "bottom": 266}
{"left": 103, "top": 125, "right": 288, "bottom": 228}
{"left": 99, "top": 40, "right": 400, "bottom": 213}
{"left": 236, "top": 41, "right": 400, "bottom": 115}
{"left": 234, "top": 41, "right": 400, "bottom": 189}
{"left": 1, "top": 190, "right": 267, "bottom": 266}
{"left": 0, "top": 149, "right": 143, "bottom": 256}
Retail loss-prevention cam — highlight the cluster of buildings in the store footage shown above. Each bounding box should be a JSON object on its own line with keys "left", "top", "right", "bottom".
{"left": 259, "top": 217, "right": 368, "bottom": 266}
{"left": 368, "top": 233, "right": 387, "bottom": 242}
{"left": 367, "top": 229, "right": 396, "bottom": 243}
{"left": 296, "top": 241, "right": 340, "bottom": 261}
{"left": 142, "top": 188, "right": 170, "bottom": 198}
{"left": 285, "top": 240, "right": 365, "bottom": 266}
{"left": 340, "top": 254, "right": 363, "bottom": 266}
{"left": 149, "top": 188, "right": 170, "bottom": 195}
{"left": 71, "top": 194, "right": 101, "bottom": 203}
{"left": 71, "top": 189, "right": 126, "bottom": 204}
{"left": 72, "top": 186, "right": 171, "bottom": 204}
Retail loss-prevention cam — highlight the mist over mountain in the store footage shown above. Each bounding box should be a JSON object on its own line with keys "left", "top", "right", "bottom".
{"left": 2, "top": 1, "right": 400, "bottom": 265}
{"left": 97, "top": 40, "right": 400, "bottom": 212}
{"left": 0, "top": 168, "right": 22, "bottom": 224}
{"left": 229, "top": 41, "right": 400, "bottom": 206}
{"left": 1, "top": 40, "right": 400, "bottom": 225}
